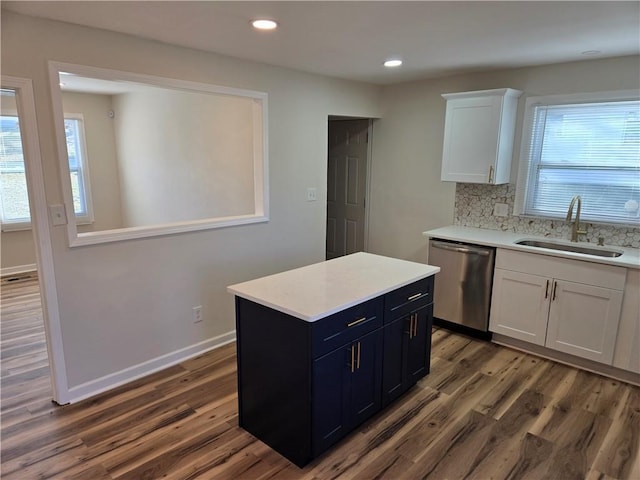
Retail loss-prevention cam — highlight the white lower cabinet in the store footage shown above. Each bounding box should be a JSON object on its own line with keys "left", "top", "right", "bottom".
{"left": 490, "top": 269, "right": 550, "bottom": 346}
{"left": 490, "top": 249, "right": 626, "bottom": 365}
{"left": 545, "top": 280, "right": 622, "bottom": 363}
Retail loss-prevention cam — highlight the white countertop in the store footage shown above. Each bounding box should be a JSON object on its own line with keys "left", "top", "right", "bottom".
{"left": 227, "top": 252, "right": 440, "bottom": 322}
{"left": 424, "top": 226, "right": 640, "bottom": 269}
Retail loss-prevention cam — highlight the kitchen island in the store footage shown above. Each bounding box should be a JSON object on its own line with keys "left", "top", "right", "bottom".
{"left": 228, "top": 252, "right": 440, "bottom": 467}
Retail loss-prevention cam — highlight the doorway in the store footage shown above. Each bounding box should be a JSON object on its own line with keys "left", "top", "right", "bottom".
{"left": 0, "top": 86, "right": 52, "bottom": 410}
{"left": 326, "top": 118, "right": 371, "bottom": 259}
{"left": 1, "top": 77, "right": 66, "bottom": 405}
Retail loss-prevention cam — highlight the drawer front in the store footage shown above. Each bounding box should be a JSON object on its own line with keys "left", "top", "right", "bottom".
{"left": 384, "top": 277, "right": 434, "bottom": 321}
{"left": 496, "top": 248, "right": 626, "bottom": 290}
{"left": 312, "top": 297, "right": 383, "bottom": 358}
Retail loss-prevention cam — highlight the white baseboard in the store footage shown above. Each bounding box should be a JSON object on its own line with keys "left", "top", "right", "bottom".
{"left": 1, "top": 263, "right": 37, "bottom": 277}
{"left": 492, "top": 333, "right": 640, "bottom": 387}
{"left": 65, "top": 330, "right": 236, "bottom": 404}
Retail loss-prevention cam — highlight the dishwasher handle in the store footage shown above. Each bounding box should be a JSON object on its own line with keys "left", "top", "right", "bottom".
{"left": 430, "top": 240, "right": 492, "bottom": 256}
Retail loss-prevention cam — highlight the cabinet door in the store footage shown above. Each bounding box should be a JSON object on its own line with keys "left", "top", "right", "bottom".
{"left": 312, "top": 345, "right": 351, "bottom": 455}
{"left": 382, "top": 315, "right": 408, "bottom": 405}
{"left": 489, "top": 269, "right": 551, "bottom": 345}
{"left": 382, "top": 304, "right": 432, "bottom": 406}
{"left": 312, "top": 328, "right": 383, "bottom": 455}
{"left": 349, "top": 328, "right": 384, "bottom": 429}
{"left": 441, "top": 95, "right": 503, "bottom": 183}
{"left": 406, "top": 304, "right": 433, "bottom": 384}
{"left": 546, "top": 280, "right": 623, "bottom": 364}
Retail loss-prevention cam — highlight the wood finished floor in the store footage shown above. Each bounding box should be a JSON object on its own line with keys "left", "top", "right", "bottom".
{"left": 1, "top": 274, "right": 639, "bottom": 479}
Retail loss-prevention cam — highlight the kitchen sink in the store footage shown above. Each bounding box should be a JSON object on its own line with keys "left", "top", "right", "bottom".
{"left": 515, "top": 239, "right": 623, "bottom": 258}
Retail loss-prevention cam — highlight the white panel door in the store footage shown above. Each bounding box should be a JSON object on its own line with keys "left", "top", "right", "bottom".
{"left": 326, "top": 119, "right": 368, "bottom": 259}
{"left": 546, "top": 280, "right": 623, "bottom": 364}
{"left": 489, "top": 268, "right": 551, "bottom": 346}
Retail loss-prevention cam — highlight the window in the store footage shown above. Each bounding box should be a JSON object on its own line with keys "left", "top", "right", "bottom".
{"left": 64, "top": 115, "right": 92, "bottom": 223}
{"left": 0, "top": 109, "right": 93, "bottom": 230}
{"left": 0, "top": 110, "right": 31, "bottom": 229}
{"left": 515, "top": 91, "right": 640, "bottom": 226}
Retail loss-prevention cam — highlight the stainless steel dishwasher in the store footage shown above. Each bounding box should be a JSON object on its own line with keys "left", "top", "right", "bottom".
{"left": 428, "top": 238, "right": 495, "bottom": 335}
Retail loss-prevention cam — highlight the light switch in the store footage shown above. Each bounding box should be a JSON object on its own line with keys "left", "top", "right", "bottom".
{"left": 49, "top": 204, "right": 67, "bottom": 226}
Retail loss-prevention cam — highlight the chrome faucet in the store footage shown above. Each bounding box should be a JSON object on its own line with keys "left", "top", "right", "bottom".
{"left": 566, "top": 195, "right": 587, "bottom": 242}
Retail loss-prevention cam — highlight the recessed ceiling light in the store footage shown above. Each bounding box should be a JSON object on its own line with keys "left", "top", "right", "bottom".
{"left": 384, "top": 59, "right": 403, "bottom": 68}
{"left": 581, "top": 50, "right": 602, "bottom": 56}
{"left": 252, "top": 19, "right": 278, "bottom": 30}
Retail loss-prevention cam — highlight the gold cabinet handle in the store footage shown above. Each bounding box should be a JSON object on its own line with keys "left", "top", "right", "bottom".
{"left": 407, "top": 293, "right": 422, "bottom": 301}
{"left": 350, "top": 344, "right": 356, "bottom": 373}
{"left": 544, "top": 280, "right": 549, "bottom": 299}
{"left": 552, "top": 281, "right": 558, "bottom": 301}
{"left": 347, "top": 316, "right": 367, "bottom": 328}
{"left": 356, "top": 341, "right": 361, "bottom": 370}
{"left": 408, "top": 314, "right": 418, "bottom": 339}
{"left": 488, "top": 165, "right": 494, "bottom": 183}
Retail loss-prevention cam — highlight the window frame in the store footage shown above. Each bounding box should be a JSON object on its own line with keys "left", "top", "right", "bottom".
{"left": 63, "top": 113, "right": 94, "bottom": 225}
{"left": 514, "top": 89, "right": 640, "bottom": 227}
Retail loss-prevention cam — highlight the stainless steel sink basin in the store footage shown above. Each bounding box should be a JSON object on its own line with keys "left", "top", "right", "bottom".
{"left": 515, "top": 240, "right": 623, "bottom": 258}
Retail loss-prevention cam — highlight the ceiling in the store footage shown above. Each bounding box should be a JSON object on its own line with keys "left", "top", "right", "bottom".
{"left": 3, "top": 1, "right": 639, "bottom": 85}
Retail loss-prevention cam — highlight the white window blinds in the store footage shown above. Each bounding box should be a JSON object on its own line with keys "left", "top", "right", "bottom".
{"left": 519, "top": 97, "right": 640, "bottom": 225}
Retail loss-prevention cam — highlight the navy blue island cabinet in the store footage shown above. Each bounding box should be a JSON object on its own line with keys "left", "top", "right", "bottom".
{"left": 233, "top": 260, "right": 435, "bottom": 468}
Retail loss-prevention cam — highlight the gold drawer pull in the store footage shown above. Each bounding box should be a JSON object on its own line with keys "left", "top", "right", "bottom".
{"left": 407, "top": 293, "right": 423, "bottom": 301}
{"left": 347, "top": 316, "right": 367, "bottom": 328}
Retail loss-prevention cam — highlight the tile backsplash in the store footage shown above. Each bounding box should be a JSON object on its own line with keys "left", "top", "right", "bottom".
{"left": 454, "top": 183, "right": 640, "bottom": 248}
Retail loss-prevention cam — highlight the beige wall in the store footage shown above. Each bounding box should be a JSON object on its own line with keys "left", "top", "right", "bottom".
{"left": 368, "top": 56, "right": 640, "bottom": 263}
{"left": 1, "top": 11, "right": 381, "bottom": 391}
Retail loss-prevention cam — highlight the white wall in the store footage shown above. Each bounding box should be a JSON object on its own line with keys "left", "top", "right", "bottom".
{"left": 113, "top": 89, "right": 256, "bottom": 227}
{"left": 368, "top": 56, "right": 640, "bottom": 262}
{"left": 1, "top": 11, "right": 381, "bottom": 394}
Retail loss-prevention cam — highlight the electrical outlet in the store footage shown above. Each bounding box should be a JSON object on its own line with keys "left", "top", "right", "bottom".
{"left": 493, "top": 203, "right": 509, "bottom": 217}
{"left": 307, "top": 187, "right": 317, "bottom": 202}
{"left": 192, "top": 305, "right": 203, "bottom": 323}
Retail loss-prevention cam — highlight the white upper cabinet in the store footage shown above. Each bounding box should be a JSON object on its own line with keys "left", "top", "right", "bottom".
{"left": 440, "top": 88, "right": 522, "bottom": 184}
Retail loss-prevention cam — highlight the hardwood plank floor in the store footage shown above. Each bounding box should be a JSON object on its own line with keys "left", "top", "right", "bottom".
{"left": 2, "top": 274, "right": 639, "bottom": 479}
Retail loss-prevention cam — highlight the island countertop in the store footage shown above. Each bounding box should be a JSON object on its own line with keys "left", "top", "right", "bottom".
{"left": 227, "top": 252, "right": 440, "bottom": 322}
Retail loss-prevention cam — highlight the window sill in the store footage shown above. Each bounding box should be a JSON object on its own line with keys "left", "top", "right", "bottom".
{"left": 69, "top": 213, "right": 269, "bottom": 247}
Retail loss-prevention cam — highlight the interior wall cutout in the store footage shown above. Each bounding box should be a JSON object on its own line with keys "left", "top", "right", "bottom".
{"left": 48, "top": 62, "right": 269, "bottom": 247}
